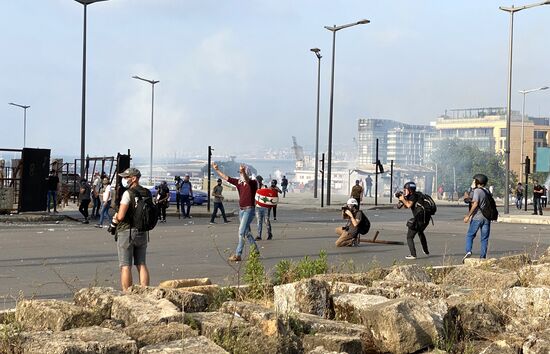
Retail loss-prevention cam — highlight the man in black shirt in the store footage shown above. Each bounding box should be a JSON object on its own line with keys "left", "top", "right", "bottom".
{"left": 46, "top": 170, "right": 59, "bottom": 213}
{"left": 533, "top": 180, "right": 544, "bottom": 215}
{"left": 397, "top": 181, "right": 430, "bottom": 260}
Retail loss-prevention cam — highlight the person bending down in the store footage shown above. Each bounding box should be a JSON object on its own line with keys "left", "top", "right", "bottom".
{"left": 335, "top": 198, "right": 363, "bottom": 247}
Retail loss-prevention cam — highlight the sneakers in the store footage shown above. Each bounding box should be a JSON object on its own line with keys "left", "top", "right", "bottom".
{"left": 422, "top": 250, "right": 430, "bottom": 256}
{"left": 209, "top": 222, "right": 216, "bottom": 225}
{"left": 228, "top": 255, "right": 242, "bottom": 262}
{"left": 94, "top": 225, "right": 103, "bottom": 228}
{"left": 255, "top": 236, "right": 262, "bottom": 241}
{"left": 223, "top": 220, "right": 230, "bottom": 223}
{"left": 462, "top": 252, "right": 472, "bottom": 263}
{"left": 82, "top": 220, "right": 89, "bottom": 224}
{"left": 405, "top": 255, "right": 417, "bottom": 260}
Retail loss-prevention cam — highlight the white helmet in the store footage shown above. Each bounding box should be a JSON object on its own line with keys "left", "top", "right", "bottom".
{"left": 346, "top": 198, "right": 358, "bottom": 206}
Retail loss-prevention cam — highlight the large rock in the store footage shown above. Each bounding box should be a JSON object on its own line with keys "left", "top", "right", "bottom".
{"left": 306, "top": 346, "right": 346, "bottom": 354}
{"left": 479, "top": 340, "right": 517, "bottom": 354}
{"left": 523, "top": 329, "right": 550, "bottom": 354}
{"left": 424, "top": 265, "right": 458, "bottom": 285}
{"left": 384, "top": 264, "right": 432, "bottom": 283}
{"left": 128, "top": 285, "right": 208, "bottom": 312}
{"left": 444, "top": 301, "right": 505, "bottom": 340}
{"left": 518, "top": 264, "right": 550, "bottom": 287}
{"left": 124, "top": 322, "right": 198, "bottom": 348}
{"left": 15, "top": 299, "right": 102, "bottom": 331}
{"left": 493, "top": 254, "right": 531, "bottom": 271}
{"left": 357, "top": 298, "right": 439, "bottom": 354}
{"left": 274, "top": 278, "right": 330, "bottom": 317}
{"left": 313, "top": 268, "right": 390, "bottom": 286}
{"left": 111, "top": 294, "right": 182, "bottom": 326}
{"left": 302, "top": 334, "right": 363, "bottom": 354}
{"left": 370, "top": 280, "right": 449, "bottom": 300}
{"left": 19, "top": 326, "right": 137, "bottom": 353}
{"left": 500, "top": 287, "right": 550, "bottom": 320}
{"left": 331, "top": 293, "right": 390, "bottom": 323}
{"left": 184, "top": 312, "right": 298, "bottom": 354}
{"left": 159, "top": 278, "right": 212, "bottom": 288}
{"left": 289, "top": 312, "right": 376, "bottom": 352}
{"left": 327, "top": 282, "right": 371, "bottom": 295}
{"left": 220, "top": 301, "right": 284, "bottom": 336}
{"left": 442, "top": 266, "right": 520, "bottom": 291}
{"left": 139, "top": 336, "right": 228, "bottom": 353}
{"left": 74, "top": 286, "right": 122, "bottom": 319}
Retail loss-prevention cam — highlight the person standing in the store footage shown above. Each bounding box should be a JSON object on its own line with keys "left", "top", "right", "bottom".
{"left": 156, "top": 181, "right": 170, "bottom": 223}
{"left": 281, "top": 176, "right": 289, "bottom": 197}
{"left": 269, "top": 179, "right": 282, "bottom": 221}
{"left": 397, "top": 181, "right": 430, "bottom": 260}
{"left": 109, "top": 168, "right": 151, "bottom": 291}
{"left": 79, "top": 178, "right": 92, "bottom": 224}
{"left": 96, "top": 177, "right": 112, "bottom": 228}
{"left": 174, "top": 176, "right": 182, "bottom": 213}
{"left": 254, "top": 176, "right": 273, "bottom": 241}
{"left": 91, "top": 172, "right": 102, "bottom": 219}
{"left": 364, "top": 175, "right": 373, "bottom": 198}
{"left": 350, "top": 180, "right": 363, "bottom": 208}
{"left": 212, "top": 162, "right": 259, "bottom": 262}
{"left": 210, "top": 178, "right": 228, "bottom": 224}
{"left": 533, "top": 180, "right": 544, "bottom": 215}
{"left": 46, "top": 170, "right": 59, "bottom": 213}
{"left": 542, "top": 185, "right": 548, "bottom": 208}
{"left": 179, "top": 174, "right": 193, "bottom": 218}
{"left": 462, "top": 174, "right": 492, "bottom": 262}
{"left": 515, "top": 182, "right": 524, "bottom": 210}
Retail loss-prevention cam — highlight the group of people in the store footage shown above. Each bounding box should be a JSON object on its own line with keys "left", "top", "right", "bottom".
{"left": 76, "top": 172, "right": 113, "bottom": 227}
{"left": 514, "top": 180, "right": 548, "bottom": 215}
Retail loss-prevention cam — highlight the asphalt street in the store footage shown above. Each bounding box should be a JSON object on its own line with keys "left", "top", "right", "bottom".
{"left": 1, "top": 204, "right": 548, "bottom": 309}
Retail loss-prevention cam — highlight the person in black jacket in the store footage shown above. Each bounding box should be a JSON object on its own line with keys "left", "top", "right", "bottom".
{"left": 397, "top": 181, "right": 430, "bottom": 260}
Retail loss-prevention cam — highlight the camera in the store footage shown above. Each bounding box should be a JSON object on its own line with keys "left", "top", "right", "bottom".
{"left": 107, "top": 222, "right": 118, "bottom": 236}
{"left": 341, "top": 206, "right": 352, "bottom": 219}
{"left": 395, "top": 191, "right": 403, "bottom": 198}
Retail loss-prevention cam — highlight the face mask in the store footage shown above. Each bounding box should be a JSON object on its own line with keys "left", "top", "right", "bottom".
{"left": 471, "top": 180, "right": 477, "bottom": 189}
{"left": 121, "top": 178, "right": 130, "bottom": 188}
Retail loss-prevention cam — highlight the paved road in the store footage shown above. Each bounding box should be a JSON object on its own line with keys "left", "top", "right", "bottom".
{"left": 1, "top": 204, "right": 548, "bottom": 309}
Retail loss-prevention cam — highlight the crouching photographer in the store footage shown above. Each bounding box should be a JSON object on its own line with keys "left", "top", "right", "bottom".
{"left": 397, "top": 181, "right": 431, "bottom": 260}
{"left": 335, "top": 198, "right": 364, "bottom": 247}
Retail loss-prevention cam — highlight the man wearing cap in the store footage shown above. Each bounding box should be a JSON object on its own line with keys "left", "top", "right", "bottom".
{"left": 110, "top": 168, "right": 150, "bottom": 291}
{"left": 179, "top": 174, "right": 194, "bottom": 219}
{"left": 212, "top": 162, "right": 259, "bottom": 262}
{"left": 350, "top": 179, "right": 363, "bottom": 209}
{"left": 210, "top": 178, "right": 228, "bottom": 224}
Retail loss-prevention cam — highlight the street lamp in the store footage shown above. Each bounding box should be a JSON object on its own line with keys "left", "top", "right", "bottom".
{"left": 519, "top": 86, "right": 549, "bottom": 182}
{"left": 132, "top": 75, "right": 160, "bottom": 185}
{"left": 8, "top": 102, "right": 30, "bottom": 147}
{"left": 310, "top": 47, "right": 322, "bottom": 199}
{"left": 74, "top": 0, "right": 110, "bottom": 178}
{"left": 500, "top": 1, "right": 550, "bottom": 214}
{"left": 324, "top": 19, "right": 370, "bottom": 206}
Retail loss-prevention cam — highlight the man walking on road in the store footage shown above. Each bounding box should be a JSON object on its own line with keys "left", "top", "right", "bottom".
{"left": 350, "top": 179, "right": 363, "bottom": 208}
{"left": 210, "top": 178, "right": 228, "bottom": 224}
{"left": 110, "top": 168, "right": 151, "bottom": 291}
{"left": 212, "top": 162, "right": 259, "bottom": 262}
{"left": 46, "top": 170, "right": 59, "bottom": 213}
{"left": 533, "top": 180, "right": 544, "bottom": 215}
{"left": 462, "top": 174, "right": 492, "bottom": 262}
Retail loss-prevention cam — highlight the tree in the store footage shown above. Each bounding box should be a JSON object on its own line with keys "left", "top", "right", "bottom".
{"left": 430, "top": 139, "right": 510, "bottom": 197}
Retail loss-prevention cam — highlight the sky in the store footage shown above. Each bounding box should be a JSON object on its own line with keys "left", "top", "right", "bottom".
{"left": 1, "top": 0, "right": 549, "bottom": 161}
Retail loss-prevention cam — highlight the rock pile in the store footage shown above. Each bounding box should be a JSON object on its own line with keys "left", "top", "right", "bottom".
{"left": 1, "top": 248, "right": 549, "bottom": 353}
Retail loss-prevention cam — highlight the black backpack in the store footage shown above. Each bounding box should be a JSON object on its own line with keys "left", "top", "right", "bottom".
{"left": 479, "top": 188, "right": 499, "bottom": 221}
{"left": 128, "top": 186, "right": 158, "bottom": 232}
{"left": 416, "top": 193, "right": 437, "bottom": 216}
{"left": 357, "top": 211, "right": 371, "bottom": 235}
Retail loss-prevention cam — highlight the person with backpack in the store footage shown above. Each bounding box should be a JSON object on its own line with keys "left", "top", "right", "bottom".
{"left": 397, "top": 181, "right": 432, "bottom": 260}
{"left": 109, "top": 168, "right": 155, "bottom": 291}
{"left": 462, "top": 173, "right": 497, "bottom": 262}
{"left": 156, "top": 180, "right": 170, "bottom": 223}
{"left": 335, "top": 198, "right": 369, "bottom": 247}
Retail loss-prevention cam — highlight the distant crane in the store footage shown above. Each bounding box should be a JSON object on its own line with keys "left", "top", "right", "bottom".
{"left": 292, "top": 136, "right": 304, "bottom": 162}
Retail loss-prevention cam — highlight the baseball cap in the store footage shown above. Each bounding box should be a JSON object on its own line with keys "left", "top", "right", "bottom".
{"left": 217, "top": 178, "right": 222, "bottom": 182}
{"left": 119, "top": 168, "right": 141, "bottom": 178}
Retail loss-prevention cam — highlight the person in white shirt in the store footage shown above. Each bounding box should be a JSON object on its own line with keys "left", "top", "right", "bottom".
{"left": 96, "top": 178, "right": 112, "bottom": 228}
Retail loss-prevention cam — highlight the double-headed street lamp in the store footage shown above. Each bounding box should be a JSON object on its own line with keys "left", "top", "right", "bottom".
{"left": 519, "top": 86, "right": 549, "bottom": 182}
{"left": 310, "top": 48, "right": 322, "bottom": 199}
{"left": 8, "top": 102, "right": 30, "bottom": 147}
{"left": 132, "top": 76, "right": 160, "bottom": 185}
{"left": 324, "top": 19, "right": 370, "bottom": 206}
{"left": 500, "top": 0, "right": 550, "bottom": 214}
{"left": 74, "top": 0, "right": 110, "bottom": 178}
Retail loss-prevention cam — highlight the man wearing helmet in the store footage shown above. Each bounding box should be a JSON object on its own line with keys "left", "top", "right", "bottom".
{"left": 462, "top": 173, "right": 491, "bottom": 262}
{"left": 335, "top": 198, "right": 364, "bottom": 247}
{"left": 397, "top": 181, "right": 430, "bottom": 260}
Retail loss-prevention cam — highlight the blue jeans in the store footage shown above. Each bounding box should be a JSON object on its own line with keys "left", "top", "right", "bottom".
{"left": 99, "top": 202, "right": 111, "bottom": 226}
{"left": 256, "top": 206, "right": 272, "bottom": 239}
{"left": 465, "top": 217, "right": 491, "bottom": 258}
{"left": 47, "top": 190, "right": 57, "bottom": 212}
{"left": 534, "top": 197, "right": 543, "bottom": 215}
{"left": 180, "top": 195, "right": 191, "bottom": 217}
{"left": 236, "top": 207, "right": 259, "bottom": 256}
{"left": 516, "top": 195, "right": 523, "bottom": 209}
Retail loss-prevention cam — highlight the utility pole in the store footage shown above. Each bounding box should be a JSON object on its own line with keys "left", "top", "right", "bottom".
{"left": 207, "top": 146, "right": 213, "bottom": 212}
{"left": 375, "top": 139, "right": 379, "bottom": 206}
{"left": 320, "top": 153, "right": 325, "bottom": 208}
{"left": 390, "top": 159, "right": 394, "bottom": 203}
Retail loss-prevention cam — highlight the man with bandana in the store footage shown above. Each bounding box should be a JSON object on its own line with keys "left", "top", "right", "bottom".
{"left": 212, "top": 162, "right": 259, "bottom": 262}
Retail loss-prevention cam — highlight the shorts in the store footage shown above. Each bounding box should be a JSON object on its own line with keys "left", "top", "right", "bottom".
{"left": 117, "top": 228, "right": 148, "bottom": 267}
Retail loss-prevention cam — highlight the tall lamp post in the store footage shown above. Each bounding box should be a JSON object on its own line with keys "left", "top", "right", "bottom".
{"left": 8, "top": 102, "right": 30, "bottom": 147}
{"left": 310, "top": 48, "right": 322, "bottom": 198}
{"left": 324, "top": 19, "right": 370, "bottom": 206}
{"left": 519, "top": 86, "right": 549, "bottom": 182}
{"left": 74, "top": 0, "right": 109, "bottom": 178}
{"left": 132, "top": 75, "right": 160, "bottom": 185}
{"left": 500, "top": 0, "right": 550, "bottom": 214}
